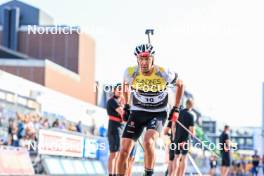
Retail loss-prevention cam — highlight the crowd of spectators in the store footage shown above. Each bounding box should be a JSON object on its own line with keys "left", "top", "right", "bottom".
{"left": 208, "top": 152, "right": 264, "bottom": 176}
{"left": 0, "top": 112, "right": 101, "bottom": 149}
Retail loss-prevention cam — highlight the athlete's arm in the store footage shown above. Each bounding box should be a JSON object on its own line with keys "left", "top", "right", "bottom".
{"left": 175, "top": 79, "right": 184, "bottom": 107}
{"left": 226, "top": 139, "right": 237, "bottom": 148}
{"left": 163, "top": 126, "right": 171, "bottom": 135}
{"left": 171, "top": 79, "right": 184, "bottom": 140}
{"left": 122, "top": 82, "right": 130, "bottom": 104}
{"left": 224, "top": 139, "right": 231, "bottom": 151}
{"left": 225, "top": 139, "right": 231, "bottom": 147}
{"left": 189, "top": 126, "right": 195, "bottom": 137}
{"left": 115, "top": 107, "right": 124, "bottom": 117}
{"left": 224, "top": 134, "right": 238, "bottom": 151}
{"left": 189, "top": 113, "right": 195, "bottom": 137}
{"left": 171, "top": 123, "right": 176, "bottom": 141}
{"left": 122, "top": 67, "right": 131, "bottom": 104}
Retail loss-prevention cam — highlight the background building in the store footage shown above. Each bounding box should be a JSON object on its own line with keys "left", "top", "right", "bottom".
{"left": 0, "top": 0, "right": 96, "bottom": 104}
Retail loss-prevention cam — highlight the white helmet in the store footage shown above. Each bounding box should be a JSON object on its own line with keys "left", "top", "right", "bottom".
{"left": 134, "top": 44, "right": 155, "bottom": 57}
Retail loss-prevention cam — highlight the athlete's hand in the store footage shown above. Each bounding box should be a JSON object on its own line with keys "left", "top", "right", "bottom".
{"left": 171, "top": 106, "right": 180, "bottom": 122}
{"left": 123, "top": 104, "right": 130, "bottom": 122}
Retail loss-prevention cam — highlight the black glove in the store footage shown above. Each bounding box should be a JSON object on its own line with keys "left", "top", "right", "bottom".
{"left": 123, "top": 104, "right": 130, "bottom": 122}
{"left": 172, "top": 106, "right": 180, "bottom": 113}
{"left": 168, "top": 106, "right": 180, "bottom": 121}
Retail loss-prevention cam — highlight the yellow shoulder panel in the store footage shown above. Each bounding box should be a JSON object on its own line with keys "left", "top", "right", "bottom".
{"left": 127, "top": 66, "right": 137, "bottom": 76}
{"left": 157, "top": 65, "right": 165, "bottom": 73}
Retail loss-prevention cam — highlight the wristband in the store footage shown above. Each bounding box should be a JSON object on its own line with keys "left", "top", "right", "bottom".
{"left": 173, "top": 106, "right": 180, "bottom": 113}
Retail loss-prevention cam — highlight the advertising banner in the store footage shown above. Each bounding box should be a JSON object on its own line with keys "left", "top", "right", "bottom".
{"left": 38, "top": 129, "right": 84, "bottom": 158}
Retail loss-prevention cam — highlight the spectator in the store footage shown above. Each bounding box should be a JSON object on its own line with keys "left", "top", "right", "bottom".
{"left": 60, "top": 121, "right": 67, "bottom": 130}
{"left": 209, "top": 155, "right": 217, "bottom": 176}
{"left": 19, "top": 128, "right": 32, "bottom": 149}
{"left": 8, "top": 119, "right": 19, "bottom": 147}
{"left": 245, "top": 161, "right": 253, "bottom": 173}
{"left": 25, "top": 114, "right": 36, "bottom": 136}
{"left": 38, "top": 117, "right": 42, "bottom": 123}
{"left": 17, "top": 113, "right": 26, "bottom": 140}
{"left": 0, "top": 139, "right": 4, "bottom": 145}
{"left": 99, "top": 125, "right": 107, "bottom": 137}
{"left": 33, "top": 115, "right": 41, "bottom": 130}
{"left": 68, "top": 122, "right": 76, "bottom": 131}
{"left": 241, "top": 155, "right": 247, "bottom": 174}
{"left": 229, "top": 160, "right": 236, "bottom": 176}
{"left": 90, "top": 118, "right": 96, "bottom": 135}
{"left": 41, "top": 118, "right": 49, "bottom": 129}
{"left": 236, "top": 160, "right": 243, "bottom": 176}
{"left": 76, "top": 121, "right": 82, "bottom": 133}
{"left": 52, "top": 119, "right": 59, "bottom": 128}
{"left": 25, "top": 114, "right": 34, "bottom": 129}
{"left": 251, "top": 150, "right": 260, "bottom": 176}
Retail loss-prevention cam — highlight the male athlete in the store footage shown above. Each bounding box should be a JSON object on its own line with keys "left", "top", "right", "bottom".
{"left": 107, "top": 84, "right": 136, "bottom": 176}
{"left": 116, "top": 43, "right": 184, "bottom": 176}
{"left": 171, "top": 99, "right": 195, "bottom": 176}
{"left": 219, "top": 125, "right": 231, "bottom": 176}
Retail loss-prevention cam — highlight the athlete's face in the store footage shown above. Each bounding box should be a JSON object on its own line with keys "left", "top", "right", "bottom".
{"left": 224, "top": 126, "right": 230, "bottom": 133}
{"left": 137, "top": 56, "right": 154, "bottom": 73}
{"left": 186, "top": 99, "right": 194, "bottom": 109}
{"left": 114, "top": 87, "right": 122, "bottom": 97}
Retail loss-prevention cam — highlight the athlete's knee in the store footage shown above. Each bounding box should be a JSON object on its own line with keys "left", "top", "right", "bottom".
{"left": 181, "top": 155, "right": 187, "bottom": 162}
{"left": 128, "top": 156, "right": 135, "bottom": 163}
{"left": 143, "top": 141, "right": 155, "bottom": 155}
{"left": 174, "top": 155, "right": 181, "bottom": 163}
{"left": 109, "top": 152, "right": 118, "bottom": 158}
{"left": 119, "top": 148, "right": 130, "bottom": 160}
{"left": 143, "top": 138, "right": 155, "bottom": 149}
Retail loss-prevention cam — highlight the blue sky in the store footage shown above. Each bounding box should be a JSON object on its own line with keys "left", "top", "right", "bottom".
{"left": 1, "top": 0, "right": 264, "bottom": 127}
